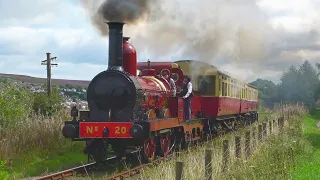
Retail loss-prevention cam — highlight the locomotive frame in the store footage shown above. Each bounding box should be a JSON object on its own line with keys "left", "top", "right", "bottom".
{"left": 62, "top": 22, "right": 259, "bottom": 163}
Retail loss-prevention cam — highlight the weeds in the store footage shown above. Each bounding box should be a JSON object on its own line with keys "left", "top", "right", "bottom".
{"left": 135, "top": 105, "right": 309, "bottom": 180}
{"left": 0, "top": 77, "right": 84, "bottom": 179}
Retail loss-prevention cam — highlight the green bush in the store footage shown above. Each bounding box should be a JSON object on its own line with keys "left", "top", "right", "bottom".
{"left": 0, "top": 83, "right": 33, "bottom": 128}
{"left": 0, "top": 161, "right": 9, "bottom": 180}
{"left": 32, "top": 87, "right": 64, "bottom": 116}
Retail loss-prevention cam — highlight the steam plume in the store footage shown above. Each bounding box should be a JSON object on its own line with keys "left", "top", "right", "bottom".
{"left": 81, "top": 0, "right": 278, "bottom": 81}
{"left": 81, "top": 0, "right": 155, "bottom": 36}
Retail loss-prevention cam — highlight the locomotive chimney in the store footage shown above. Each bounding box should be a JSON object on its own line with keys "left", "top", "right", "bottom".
{"left": 107, "top": 22, "right": 124, "bottom": 71}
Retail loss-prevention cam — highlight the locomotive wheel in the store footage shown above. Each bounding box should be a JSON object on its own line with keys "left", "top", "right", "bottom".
{"left": 160, "top": 133, "right": 171, "bottom": 157}
{"left": 143, "top": 136, "right": 156, "bottom": 162}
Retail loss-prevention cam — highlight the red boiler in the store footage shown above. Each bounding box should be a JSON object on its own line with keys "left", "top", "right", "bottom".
{"left": 123, "top": 37, "right": 137, "bottom": 76}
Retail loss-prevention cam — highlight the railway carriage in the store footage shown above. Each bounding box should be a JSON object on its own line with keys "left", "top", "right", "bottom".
{"left": 62, "top": 22, "right": 259, "bottom": 163}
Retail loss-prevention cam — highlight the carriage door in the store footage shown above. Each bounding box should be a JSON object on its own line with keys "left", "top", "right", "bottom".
{"left": 178, "top": 98, "right": 184, "bottom": 123}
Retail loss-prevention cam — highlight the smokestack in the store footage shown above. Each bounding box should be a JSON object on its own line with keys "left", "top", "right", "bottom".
{"left": 107, "top": 22, "right": 124, "bottom": 71}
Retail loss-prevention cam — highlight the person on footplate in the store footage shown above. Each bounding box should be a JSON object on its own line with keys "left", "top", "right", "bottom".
{"left": 181, "top": 75, "right": 193, "bottom": 122}
{"left": 162, "top": 71, "right": 177, "bottom": 97}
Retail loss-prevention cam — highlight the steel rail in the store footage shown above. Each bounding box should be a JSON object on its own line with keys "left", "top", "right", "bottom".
{"left": 35, "top": 156, "right": 117, "bottom": 180}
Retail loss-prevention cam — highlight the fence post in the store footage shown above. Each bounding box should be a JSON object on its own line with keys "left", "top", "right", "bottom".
{"left": 205, "top": 149, "right": 212, "bottom": 180}
{"left": 252, "top": 128, "right": 256, "bottom": 152}
{"left": 262, "top": 123, "right": 267, "bottom": 138}
{"left": 269, "top": 121, "right": 272, "bottom": 135}
{"left": 245, "top": 131, "right": 251, "bottom": 158}
{"left": 222, "top": 140, "right": 229, "bottom": 171}
{"left": 176, "top": 161, "right": 184, "bottom": 180}
{"left": 279, "top": 117, "right": 284, "bottom": 129}
{"left": 235, "top": 136, "right": 241, "bottom": 159}
{"left": 258, "top": 124, "right": 263, "bottom": 141}
{"left": 273, "top": 119, "right": 277, "bottom": 134}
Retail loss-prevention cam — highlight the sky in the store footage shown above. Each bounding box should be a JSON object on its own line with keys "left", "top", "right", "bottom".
{"left": 0, "top": 0, "right": 319, "bottom": 83}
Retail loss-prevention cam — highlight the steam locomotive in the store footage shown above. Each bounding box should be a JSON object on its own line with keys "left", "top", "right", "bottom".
{"left": 62, "top": 22, "right": 259, "bottom": 162}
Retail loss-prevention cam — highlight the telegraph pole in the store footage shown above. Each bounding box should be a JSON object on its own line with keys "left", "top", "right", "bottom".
{"left": 41, "top": 52, "right": 58, "bottom": 96}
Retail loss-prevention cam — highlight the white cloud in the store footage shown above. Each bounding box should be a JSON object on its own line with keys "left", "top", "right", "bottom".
{"left": 0, "top": 0, "right": 319, "bottom": 84}
{"left": 258, "top": 0, "right": 320, "bottom": 32}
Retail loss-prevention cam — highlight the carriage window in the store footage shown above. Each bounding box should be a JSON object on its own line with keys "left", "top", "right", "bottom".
{"left": 197, "top": 75, "right": 216, "bottom": 95}
{"left": 222, "top": 82, "right": 225, "bottom": 96}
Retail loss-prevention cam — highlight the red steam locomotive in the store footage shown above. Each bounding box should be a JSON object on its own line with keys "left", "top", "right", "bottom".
{"left": 62, "top": 22, "right": 259, "bottom": 162}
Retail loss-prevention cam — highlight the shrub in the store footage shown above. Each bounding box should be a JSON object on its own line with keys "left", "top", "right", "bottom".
{"left": 32, "top": 87, "right": 64, "bottom": 116}
{"left": 0, "top": 82, "right": 33, "bottom": 128}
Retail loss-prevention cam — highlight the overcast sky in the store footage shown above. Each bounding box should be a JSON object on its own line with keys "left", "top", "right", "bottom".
{"left": 0, "top": 0, "right": 319, "bottom": 83}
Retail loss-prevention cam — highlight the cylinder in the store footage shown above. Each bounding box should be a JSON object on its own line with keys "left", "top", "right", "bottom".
{"left": 123, "top": 37, "right": 137, "bottom": 76}
{"left": 107, "top": 22, "right": 124, "bottom": 71}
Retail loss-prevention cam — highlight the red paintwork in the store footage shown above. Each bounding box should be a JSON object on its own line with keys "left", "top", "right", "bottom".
{"left": 137, "top": 62, "right": 174, "bottom": 75}
{"left": 178, "top": 98, "right": 184, "bottom": 122}
{"left": 193, "top": 96, "right": 257, "bottom": 118}
{"left": 138, "top": 62, "right": 185, "bottom": 88}
{"left": 137, "top": 77, "right": 163, "bottom": 92}
{"left": 79, "top": 122, "right": 133, "bottom": 138}
{"left": 167, "top": 97, "right": 178, "bottom": 117}
{"left": 142, "top": 69, "right": 156, "bottom": 76}
{"left": 123, "top": 37, "right": 137, "bottom": 76}
{"left": 136, "top": 77, "right": 167, "bottom": 109}
{"left": 191, "top": 96, "right": 202, "bottom": 118}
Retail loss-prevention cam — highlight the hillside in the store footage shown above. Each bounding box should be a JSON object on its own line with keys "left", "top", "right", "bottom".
{"left": 0, "top": 73, "right": 90, "bottom": 88}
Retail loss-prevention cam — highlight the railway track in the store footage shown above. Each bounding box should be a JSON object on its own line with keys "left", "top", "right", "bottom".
{"left": 33, "top": 120, "right": 256, "bottom": 180}
{"left": 34, "top": 150, "right": 139, "bottom": 180}
{"left": 106, "top": 154, "right": 175, "bottom": 180}
{"left": 35, "top": 161, "right": 100, "bottom": 180}
{"left": 105, "top": 139, "right": 213, "bottom": 180}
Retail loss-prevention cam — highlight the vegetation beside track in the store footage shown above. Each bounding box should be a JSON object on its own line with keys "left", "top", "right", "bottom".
{"left": 133, "top": 105, "right": 320, "bottom": 180}
{"left": 0, "top": 80, "right": 87, "bottom": 180}
{"left": 289, "top": 109, "right": 320, "bottom": 179}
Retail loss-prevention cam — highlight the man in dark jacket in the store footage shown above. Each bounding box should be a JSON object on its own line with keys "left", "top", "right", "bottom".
{"left": 181, "top": 75, "right": 193, "bottom": 121}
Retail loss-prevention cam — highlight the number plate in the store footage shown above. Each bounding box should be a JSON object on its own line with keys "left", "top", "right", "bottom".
{"left": 79, "top": 122, "right": 134, "bottom": 138}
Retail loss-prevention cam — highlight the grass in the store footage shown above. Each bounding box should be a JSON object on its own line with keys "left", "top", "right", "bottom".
{"left": 290, "top": 110, "right": 320, "bottom": 179}
{"left": 0, "top": 110, "right": 87, "bottom": 179}
{"left": 2, "top": 103, "right": 319, "bottom": 180}
{"left": 133, "top": 105, "right": 314, "bottom": 180}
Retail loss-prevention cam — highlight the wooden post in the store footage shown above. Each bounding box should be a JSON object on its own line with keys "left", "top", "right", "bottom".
{"left": 258, "top": 124, "right": 263, "bottom": 141}
{"left": 245, "top": 131, "right": 251, "bottom": 158}
{"left": 273, "top": 119, "right": 277, "bottom": 134}
{"left": 269, "top": 121, "right": 272, "bottom": 135}
{"left": 205, "top": 149, "right": 212, "bottom": 180}
{"left": 279, "top": 117, "right": 284, "bottom": 129}
{"left": 46, "top": 53, "right": 51, "bottom": 96}
{"left": 176, "top": 161, "right": 184, "bottom": 180}
{"left": 222, "top": 140, "right": 229, "bottom": 171}
{"left": 252, "top": 129, "right": 256, "bottom": 151}
{"left": 262, "top": 123, "right": 267, "bottom": 138}
{"left": 235, "top": 136, "right": 241, "bottom": 159}
{"left": 41, "top": 52, "right": 58, "bottom": 96}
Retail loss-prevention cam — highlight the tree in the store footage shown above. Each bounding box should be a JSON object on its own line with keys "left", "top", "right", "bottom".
{"left": 32, "top": 87, "right": 64, "bottom": 116}
{"left": 249, "top": 78, "right": 277, "bottom": 108}
{"left": 277, "top": 60, "right": 319, "bottom": 108}
{"left": 0, "top": 81, "right": 33, "bottom": 127}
